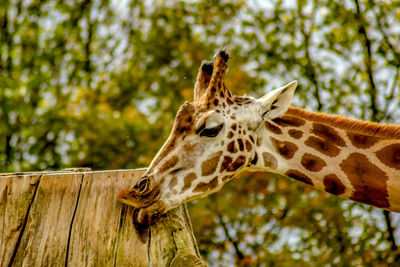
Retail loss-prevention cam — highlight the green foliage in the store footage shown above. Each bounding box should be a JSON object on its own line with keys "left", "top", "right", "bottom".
{"left": 1, "top": 0, "right": 400, "bottom": 265}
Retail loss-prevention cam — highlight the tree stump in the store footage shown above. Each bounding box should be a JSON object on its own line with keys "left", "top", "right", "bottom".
{"left": 0, "top": 169, "right": 206, "bottom": 266}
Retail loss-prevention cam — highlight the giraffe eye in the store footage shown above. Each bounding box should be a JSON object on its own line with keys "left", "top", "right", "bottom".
{"left": 200, "top": 124, "right": 223, "bottom": 137}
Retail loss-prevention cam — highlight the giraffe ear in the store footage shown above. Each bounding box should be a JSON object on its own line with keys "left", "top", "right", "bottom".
{"left": 258, "top": 81, "right": 298, "bottom": 119}
{"left": 194, "top": 60, "right": 213, "bottom": 102}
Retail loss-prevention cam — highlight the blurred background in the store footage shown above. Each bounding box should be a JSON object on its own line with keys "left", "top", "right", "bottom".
{"left": 1, "top": 0, "right": 400, "bottom": 265}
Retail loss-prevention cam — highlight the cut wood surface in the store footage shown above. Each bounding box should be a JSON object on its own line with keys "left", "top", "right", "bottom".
{"left": 0, "top": 169, "right": 206, "bottom": 267}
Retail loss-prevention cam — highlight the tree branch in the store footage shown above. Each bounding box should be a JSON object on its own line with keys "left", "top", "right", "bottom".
{"left": 216, "top": 213, "right": 244, "bottom": 261}
{"left": 354, "top": 0, "right": 379, "bottom": 122}
{"left": 383, "top": 211, "right": 397, "bottom": 251}
{"left": 375, "top": 4, "right": 400, "bottom": 65}
{"left": 375, "top": 4, "right": 400, "bottom": 122}
{"left": 297, "top": 0, "right": 322, "bottom": 111}
{"left": 383, "top": 66, "right": 400, "bottom": 120}
{"left": 354, "top": 1, "right": 399, "bottom": 260}
{"left": 84, "top": 0, "right": 93, "bottom": 89}
{"left": 0, "top": 4, "right": 13, "bottom": 169}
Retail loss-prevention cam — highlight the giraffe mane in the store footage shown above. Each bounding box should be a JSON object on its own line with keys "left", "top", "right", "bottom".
{"left": 286, "top": 107, "right": 400, "bottom": 139}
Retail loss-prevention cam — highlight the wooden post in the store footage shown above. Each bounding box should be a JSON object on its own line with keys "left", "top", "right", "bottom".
{"left": 0, "top": 169, "right": 206, "bottom": 267}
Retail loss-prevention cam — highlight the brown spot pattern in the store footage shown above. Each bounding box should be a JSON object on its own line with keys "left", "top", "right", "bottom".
{"left": 227, "top": 131, "right": 234, "bottom": 138}
{"left": 286, "top": 170, "right": 313, "bottom": 185}
{"left": 159, "top": 155, "right": 179, "bottom": 173}
{"left": 193, "top": 176, "right": 219, "bottom": 193}
{"left": 340, "top": 153, "right": 389, "bottom": 208}
{"left": 323, "top": 174, "right": 345, "bottom": 195}
{"left": 201, "top": 151, "right": 222, "bottom": 176}
{"left": 220, "top": 156, "right": 233, "bottom": 172}
{"left": 311, "top": 123, "right": 346, "bottom": 147}
{"left": 245, "top": 140, "right": 252, "bottom": 152}
{"left": 169, "top": 177, "right": 177, "bottom": 189}
{"left": 231, "top": 124, "right": 237, "bottom": 130}
{"left": 265, "top": 121, "right": 282, "bottom": 135}
{"left": 304, "top": 136, "right": 340, "bottom": 157}
{"left": 256, "top": 137, "right": 262, "bottom": 147}
{"left": 227, "top": 156, "right": 246, "bottom": 172}
{"left": 249, "top": 135, "right": 255, "bottom": 143}
{"left": 181, "top": 173, "right": 197, "bottom": 192}
{"left": 270, "top": 137, "right": 298, "bottom": 159}
{"left": 376, "top": 144, "right": 400, "bottom": 170}
{"left": 227, "top": 141, "right": 237, "bottom": 153}
{"left": 173, "top": 103, "right": 195, "bottom": 134}
{"left": 273, "top": 115, "right": 305, "bottom": 127}
{"left": 301, "top": 153, "right": 327, "bottom": 172}
{"left": 250, "top": 153, "right": 258, "bottom": 165}
{"left": 233, "top": 97, "right": 253, "bottom": 105}
{"left": 238, "top": 139, "right": 244, "bottom": 151}
{"left": 288, "top": 129, "right": 303, "bottom": 139}
{"left": 347, "top": 133, "right": 380, "bottom": 149}
{"left": 262, "top": 152, "right": 278, "bottom": 169}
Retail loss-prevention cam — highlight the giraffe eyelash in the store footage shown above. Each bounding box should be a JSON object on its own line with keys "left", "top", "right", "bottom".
{"left": 195, "top": 123, "right": 206, "bottom": 134}
{"left": 199, "top": 124, "right": 224, "bottom": 138}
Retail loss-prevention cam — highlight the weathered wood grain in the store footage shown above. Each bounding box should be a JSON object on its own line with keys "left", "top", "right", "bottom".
{"left": 0, "top": 169, "right": 206, "bottom": 267}
{"left": 150, "top": 205, "right": 207, "bottom": 267}
{"left": 12, "top": 172, "right": 83, "bottom": 266}
{"left": 0, "top": 173, "right": 41, "bottom": 266}
{"left": 67, "top": 170, "right": 149, "bottom": 266}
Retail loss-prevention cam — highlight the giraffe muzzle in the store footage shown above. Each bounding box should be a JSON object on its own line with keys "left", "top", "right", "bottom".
{"left": 132, "top": 200, "right": 166, "bottom": 225}
{"left": 130, "top": 200, "right": 167, "bottom": 243}
{"left": 117, "top": 176, "right": 160, "bottom": 209}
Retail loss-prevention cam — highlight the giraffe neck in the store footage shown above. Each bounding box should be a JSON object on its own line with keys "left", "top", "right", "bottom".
{"left": 253, "top": 107, "right": 400, "bottom": 212}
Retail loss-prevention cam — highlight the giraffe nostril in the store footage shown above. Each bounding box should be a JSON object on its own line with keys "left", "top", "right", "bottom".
{"left": 134, "top": 177, "right": 149, "bottom": 194}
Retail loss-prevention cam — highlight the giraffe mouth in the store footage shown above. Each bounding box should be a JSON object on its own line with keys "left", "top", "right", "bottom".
{"left": 117, "top": 177, "right": 161, "bottom": 209}
{"left": 118, "top": 181, "right": 166, "bottom": 243}
{"left": 131, "top": 200, "right": 167, "bottom": 243}
{"left": 132, "top": 200, "right": 166, "bottom": 224}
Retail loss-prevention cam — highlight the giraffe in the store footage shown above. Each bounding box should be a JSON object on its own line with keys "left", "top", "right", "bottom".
{"left": 118, "top": 49, "right": 400, "bottom": 234}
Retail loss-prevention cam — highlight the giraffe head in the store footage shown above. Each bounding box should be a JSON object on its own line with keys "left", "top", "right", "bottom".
{"left": 118, "top": 49, "right": 297, "bottom": 227}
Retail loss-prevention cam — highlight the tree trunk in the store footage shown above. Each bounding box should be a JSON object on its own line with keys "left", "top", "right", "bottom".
{"left": 0, "top": 168, "right": 206, "bottom": 267}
